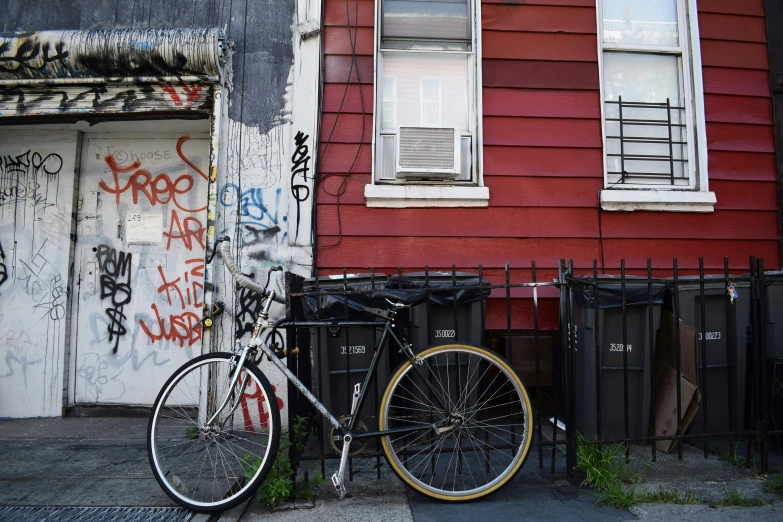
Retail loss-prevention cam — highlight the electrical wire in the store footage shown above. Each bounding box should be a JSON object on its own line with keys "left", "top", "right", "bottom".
{"left": 313, "top": 0, "right": 365, "bottom": 255}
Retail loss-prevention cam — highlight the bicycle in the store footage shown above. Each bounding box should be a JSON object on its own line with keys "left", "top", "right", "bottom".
{"left": 147, "top": 238, "right": 534, "bottom": 513}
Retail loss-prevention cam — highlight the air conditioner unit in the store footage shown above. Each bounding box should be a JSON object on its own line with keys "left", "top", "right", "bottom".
{"left": 395, "top": 126, "right": 460, "bottom": 179}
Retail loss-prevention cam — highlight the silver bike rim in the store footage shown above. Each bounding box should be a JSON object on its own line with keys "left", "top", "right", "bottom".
{"left": 150, "top": 357, "right": 275, "bottom": 508}
{"left": 382, "top": 347, "right": 530, "bottom": 498}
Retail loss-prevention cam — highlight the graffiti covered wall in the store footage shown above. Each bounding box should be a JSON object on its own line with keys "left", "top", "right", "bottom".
{"left": 0, "top": 131, "right": 79, "bottom": 417}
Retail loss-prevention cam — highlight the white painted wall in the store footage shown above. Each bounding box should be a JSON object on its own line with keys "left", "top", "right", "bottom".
{"left": 0, "top": 131, "right": 79, "bottom": 418}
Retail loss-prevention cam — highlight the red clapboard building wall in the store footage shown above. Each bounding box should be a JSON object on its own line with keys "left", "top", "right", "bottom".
{"left": 316, "top": 0, "right": 779, "bottom": 332}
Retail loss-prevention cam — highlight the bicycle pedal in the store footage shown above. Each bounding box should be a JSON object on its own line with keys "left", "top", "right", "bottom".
{"left": 331, "top": 472, "right": 347, "bottom": 499}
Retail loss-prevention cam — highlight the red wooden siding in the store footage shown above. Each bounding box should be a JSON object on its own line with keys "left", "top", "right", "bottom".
{"left": 317, "top": 0, "right": 779, "bottom": 331}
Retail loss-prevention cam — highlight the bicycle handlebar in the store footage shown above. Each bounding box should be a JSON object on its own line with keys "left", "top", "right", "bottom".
{"left": 219, "top": 240, "right": 285, "bottom": 304}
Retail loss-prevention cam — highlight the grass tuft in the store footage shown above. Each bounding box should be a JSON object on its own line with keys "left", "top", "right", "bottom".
{"left": 763, "top": 474, "right": 783, "bottom": 496}
{"left": 714, "top": 488, "right": 765, "bottom": 507}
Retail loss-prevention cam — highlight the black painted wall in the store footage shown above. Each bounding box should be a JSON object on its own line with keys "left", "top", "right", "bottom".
{"left": 0, "top": 0, "right": 295, "bottom": 132}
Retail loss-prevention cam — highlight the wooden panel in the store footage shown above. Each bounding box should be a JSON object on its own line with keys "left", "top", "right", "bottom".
{"left": 484, "top": 176, "right": 601, "bottom": 207}
{"left": 483, "top": 59, "right": 599, "bottom": 90}
{"left": 600, "top": 211, "right": 779, "bottom": 240}
{"left": 319, "top": 143, "right": 371, "bottom": 174}
{"left": 483, "top": 88, "right": 600, "bottom": 119}
{"left": 707, "top": 151, "right": 777, "bottom": 181}
{"left": 484, "top": 117, "right": 602, "bottom": 148}
{"left": 482, "top": 4, "right": 596, "bottom": 34}
{"left": 324, "top": 0, "right": 374, "bottom": 27}
{"left": 697, "top": 0, "right": 765, "bottom": 17}
{"left": 486, "top": 298, "right": 559, "bottom": 331}
{"left": 711, "top": 180, "right": 779, "bottom": 210}
{"left": 702, "top": 67, "right": 771, "bottom": 97}
{"left": 698, "top": 13, "right": 768, "bottom": 43}
{"left": 700, "top": 40, "right": 770, "bottom": 70}
{"left": 317, "top": 173, "right": 368, "bottom": 204}
{"left": 324, "top": 26, "right": 374, "bottom": 56}
{"left": 317, "top": 207, "right": 599, "bottom": 237}
{"left": 484, "top": 146, "right": 604, "bottom": 177}
{"left": 706, "top": 122, "right": 775, "bottom": 153}
{"left": 324, "top": 55, "right": 374, "bottom": 84}
{"left": 322, "top": 84, "right": 374, "bottom": 114}
{"left": 483, "top": 31, "right": 597, "bottom": 62}
{"left": 320, "top": 114, "right": 373, "bottom": 144}
{"left": 316, "top": 237, "right": 601, "bottom": 268}
{"left": 704, "top": 94, "right": 773, "bottom": 124}
{"left": 600, "top": 239, "right": 780, "bottom": 269}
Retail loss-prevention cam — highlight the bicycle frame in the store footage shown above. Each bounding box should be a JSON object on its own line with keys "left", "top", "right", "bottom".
{"left": 253, "top": 317, "right": 434, "bottom": 441}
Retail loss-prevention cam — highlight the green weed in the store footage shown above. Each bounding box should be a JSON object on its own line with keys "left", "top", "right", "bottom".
{"left": 763, "top": 474, "right": 783, "bottom": 496}
{"left": 715, "top": 488, "right": 765, "bottom": 507}
{"left": 720, "top": 443, "right": 746, "bottom": 468}
{"left": 636, "top": 486, "right": 701, "bottom": 505}
{"left": 184, "top": 426, "right": 200, "bottom": 440}
{"left": 576, "top": 434, "right": 638, "bottom": 492}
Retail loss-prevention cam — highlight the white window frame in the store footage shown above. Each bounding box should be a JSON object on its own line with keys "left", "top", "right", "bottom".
{"left": 597, "top": 0, "right": 716, "bottom": 212}
{"left": 366, "top": 0, "right": 488, "bottom": 208}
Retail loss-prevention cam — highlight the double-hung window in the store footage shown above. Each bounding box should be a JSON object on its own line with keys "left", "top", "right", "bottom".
{"left": 366, "top": 0, "right": 488, "bottom": 207}
{"left": 598, "top": 0, "right": 715, "bottom": 212}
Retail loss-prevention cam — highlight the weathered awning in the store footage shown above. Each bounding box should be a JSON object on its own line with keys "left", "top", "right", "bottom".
{"left": 0, "top": 29, "right": 225, "bottom": 83}
{"left": 0, "top": 29, "right": 224, "bottom": 118}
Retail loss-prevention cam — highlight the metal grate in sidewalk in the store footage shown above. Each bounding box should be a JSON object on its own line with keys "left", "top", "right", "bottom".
{"left": 0, "top": 507, "right": 193, "bottom": 522}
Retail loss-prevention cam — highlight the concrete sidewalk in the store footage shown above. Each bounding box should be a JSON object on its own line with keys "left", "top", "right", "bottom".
{"left": 2, "top": 417, "right": 783, "bottom": 521}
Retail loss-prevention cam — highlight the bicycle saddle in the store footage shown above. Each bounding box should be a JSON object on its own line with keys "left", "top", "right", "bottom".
{"left": 371, "top": 289, "right": 428, "bottom": 306}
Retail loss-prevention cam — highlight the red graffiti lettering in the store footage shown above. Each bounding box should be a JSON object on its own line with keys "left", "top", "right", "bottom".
{"left": 158, "top": 82, "right": 203, "bottom": 107}
{"left": 98, "top": 136, "right": 207, "bottom": 212}
{"left": 154, "top": 260, "right": 204, "bottom": 310}
{"left": 239, "top": 375, "right": 284, "bottom": 432}
{"left": 160, "top": 83, "right": 183, "bottom": 106}
{"left": 164, "top": 210, "right": 206, "bottom": 251}
{"left": 139, "top": 303, "right": 202, "bottom": 348}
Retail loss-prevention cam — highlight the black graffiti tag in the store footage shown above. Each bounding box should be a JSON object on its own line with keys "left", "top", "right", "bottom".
{"left": 0, "top": 38, "right": 69, "bottom": 74}
{"left": 290, "top": 131, "right": 311, "bottom": 242}
{"left": 235, "top": 274, "right": 265, "bottom": 338}
{"left": 96, "top": 245, "right": 132, "bottom": 353}
{"left": 0, "top": 239, "right": 7, "bottom": 294}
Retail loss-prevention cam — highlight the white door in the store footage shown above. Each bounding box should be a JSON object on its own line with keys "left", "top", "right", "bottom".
{"left": 72, "top": 134, "right": 209, "bottom": 405}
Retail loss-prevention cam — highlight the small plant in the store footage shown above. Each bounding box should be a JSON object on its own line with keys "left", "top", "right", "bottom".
{"left": 602, "top": 483, "right": 638, "bottom": 510}
{"left": 242, "top": 415, "right": 323, "bottom": 508}
{"left": 184, "top": 426, "right": 200, "bottom": 440}
{"left": 636, "top": 487, "right": 701, "bottom": 505}
{"left": 720, "top": 443, "right": 746, "bottom": 468}
{"left": 576, "top": 434, "right": 638, "bottom": 492}
{"left": 715, "top": 488, "right": 765, "bottom": 507}
{"left": 763, "top": 474, "right": 783, "bottom": 496}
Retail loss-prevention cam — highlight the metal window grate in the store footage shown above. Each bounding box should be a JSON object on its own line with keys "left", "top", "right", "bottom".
{"left": 605, "top": 97, "right": 687, "bottom": 185}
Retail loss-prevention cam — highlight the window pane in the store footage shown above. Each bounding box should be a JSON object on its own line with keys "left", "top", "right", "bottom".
{"left": 383, "top": 0, "right": 470, "bottom": 41}
{"left": 382, "top": 76, "right": 397, "bottom": 129}
{"left": 604, "top": 52, "right": 689, "bottom": 185}
{"left": 382, "top": 53, "right": 468, "bottom": 130}
{"left": 378, "top": 134, "right": 397, "bottom": 181}
{"left": 602, "top": 0, "right": 678, "bottom": 46}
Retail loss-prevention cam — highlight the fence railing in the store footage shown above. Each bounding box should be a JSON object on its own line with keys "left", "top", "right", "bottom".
{"left": 280, "top": 256, "right": 782, "bottom": 482}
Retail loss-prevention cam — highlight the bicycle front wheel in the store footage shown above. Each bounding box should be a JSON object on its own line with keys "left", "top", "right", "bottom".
{"left": 380, "top": 344, "right": 533, "bottom": 501}
{"left": 147, "top": 353, "right": 280, "bottom": 513}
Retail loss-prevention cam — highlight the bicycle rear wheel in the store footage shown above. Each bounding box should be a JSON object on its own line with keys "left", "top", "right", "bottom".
{"left": 147, "top": 352, "right": 280, "bottom": 513}
{"left": 380, "top": 344, "right": 532, "bottom": 501}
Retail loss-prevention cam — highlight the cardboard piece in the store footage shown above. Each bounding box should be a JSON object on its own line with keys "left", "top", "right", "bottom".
{"left": 653, "top": 362, "right": 701, "bottom": 453}
{"left": 655, "top": 311, "right": 698, "bottom": 384}
{"left": 652, "top": 311, "right": 701, "bottom": 453}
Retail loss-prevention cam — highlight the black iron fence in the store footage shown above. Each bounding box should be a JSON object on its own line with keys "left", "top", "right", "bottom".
{"left": 280, "top": 256, "right": 783, "bottom": 481}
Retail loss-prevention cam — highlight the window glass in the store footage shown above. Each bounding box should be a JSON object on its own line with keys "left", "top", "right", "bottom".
{"left": 382, "top": 0, "right": 470, "bottom": 42}
{"left": 604, "top": 52, "right": 688, "bottom": 184}
{"left": 382, "top": 76, "right": 397, "bottom": 130}
{"left": 602, "top": 0, "right": 678, "bottom": 46}
{"left": 382, "top": 53, "right": 468, "bottom": 130}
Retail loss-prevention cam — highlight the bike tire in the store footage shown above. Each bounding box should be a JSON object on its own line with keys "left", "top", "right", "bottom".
{"left": 379, "top": 344, "right": 533, "bottom": 501}
{"left": 147, "top": 352, "right": 281, "bottom": 513}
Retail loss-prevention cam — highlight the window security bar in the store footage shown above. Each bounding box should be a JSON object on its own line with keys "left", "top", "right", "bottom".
{"left": 605, "top": 97, "right": 687, "bottom": 185}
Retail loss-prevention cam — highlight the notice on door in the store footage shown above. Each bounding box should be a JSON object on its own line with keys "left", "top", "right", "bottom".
{"left": 126, "top": 213, "right": 163, "bottom": 244}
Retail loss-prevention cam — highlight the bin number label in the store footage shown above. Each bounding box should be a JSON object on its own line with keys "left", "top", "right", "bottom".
{"left": 698, "top": 332, "right": 721, "bottom": 340}
{"left": 435, "top": 330, "right": 455, "bottom": 339}
{"left": 341, "top": 345, "right": 366, "bottom": 355}
{"left": 609, "top": 343, "right": 633, "bottom": 352}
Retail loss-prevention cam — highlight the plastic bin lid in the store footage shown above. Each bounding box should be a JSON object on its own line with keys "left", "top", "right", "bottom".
{"left": 387, "top": 272, "right": 489, "bottom": 305}
{"left": 302, "top": 274, "right": 388, "bottom": 320}
{"left": 572, "top": 275, "right": 665, "bottom": 309}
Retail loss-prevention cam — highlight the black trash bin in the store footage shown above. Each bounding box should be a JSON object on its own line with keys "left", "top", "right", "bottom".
{"left": 573, "top": 276, "right": 665, "bottom": 441}
{"left": 763, "top": 272, "right": 783, "bottom": 361}
{"left": 303, "top": 274, "right": 389, "bottom": 443}
{"left": 663, "top": 275, "right": 750, "bottom": 439}
{"left": 386, "top": 271, "right": 489, "bottom": 350}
